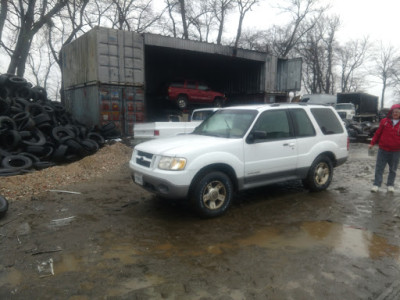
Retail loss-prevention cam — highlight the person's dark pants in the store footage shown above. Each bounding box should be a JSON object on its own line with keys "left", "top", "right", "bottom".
{"left": 374, "top": 148, "right": 400, "bottom": 187}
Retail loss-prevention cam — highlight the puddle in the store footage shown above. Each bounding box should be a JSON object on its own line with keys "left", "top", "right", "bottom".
{"left": 237, "top": 221, "right": 400, "bottom": 259}
{"left": 0, "top": 268, "right": 22, "bottom": 288}
{"left": 128, "top": 221, "right": 400, "bottom": 260}
{"left": 107, "top": 274, "right": 165, "bottom": 296}
{"left": 97, "top": 221, "right": 400, "bottom": 261}
{"left": 4, "top": 221, "right": 397, "bottom": 289}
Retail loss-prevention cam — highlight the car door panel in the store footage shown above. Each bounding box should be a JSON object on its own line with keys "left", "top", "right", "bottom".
{"left": 243, "top": 109, "right": 298, "bottom": 188}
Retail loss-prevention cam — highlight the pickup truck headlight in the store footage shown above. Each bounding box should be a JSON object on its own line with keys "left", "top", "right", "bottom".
{"left": 158, "top": 156, "right": 186, "bottom": 170}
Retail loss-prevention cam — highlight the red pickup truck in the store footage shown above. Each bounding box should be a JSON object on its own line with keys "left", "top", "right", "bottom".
{"left": 166, "top": 80, "right": 226, "bottom": 109}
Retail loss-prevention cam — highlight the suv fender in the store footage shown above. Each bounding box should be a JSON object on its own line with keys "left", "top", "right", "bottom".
{"left": 187, "top": 151, "right": 243, "bottom": 179}
{"left": 298, "top": 141, "right": 339, "bottom": 167}
{"left": 189, "top": 163, "right": 238, "bottom": 194}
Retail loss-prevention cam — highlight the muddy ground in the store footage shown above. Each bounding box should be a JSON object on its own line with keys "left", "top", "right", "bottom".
{"left": 1, "top": 142, "right": 400, "bottom": 299}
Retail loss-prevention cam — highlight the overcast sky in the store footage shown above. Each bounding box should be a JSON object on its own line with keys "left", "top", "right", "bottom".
{"left": 238, "top": 0, "right": 399, "bottom": 104}
{"left": 243, "top": 0, "right": 398, "bottom": 46}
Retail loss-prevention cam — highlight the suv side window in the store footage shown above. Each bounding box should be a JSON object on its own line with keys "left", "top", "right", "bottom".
{"left": 290, "top": 109, "right": 316, "bottom": 137}
{"left": 170, "top": 81, "right": 184, "bottom": 87}
{"left": 198, "top": 83, "right": 208, "bottom": 90}
{"left": 251, "top": 110, "right": 292, "bottom": 142}
{"left": 186, "top": 80, "right": 196, "bottom": 89}
{"left": 311, "top": 108, "right": 344, "bottom": 135}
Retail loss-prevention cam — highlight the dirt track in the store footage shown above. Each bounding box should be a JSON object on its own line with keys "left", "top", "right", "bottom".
{"left": 1, "top": 142, "right": 400, "bottom": 299}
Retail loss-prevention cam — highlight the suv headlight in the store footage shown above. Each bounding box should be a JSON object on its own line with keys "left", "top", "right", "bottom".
{"left": 158, "top": 156, "right": 186, "bottom": 170}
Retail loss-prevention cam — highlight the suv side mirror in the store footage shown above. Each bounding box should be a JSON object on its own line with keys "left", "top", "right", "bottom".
{"left": 247, "top": 130, "right": 267, "bottom": 143}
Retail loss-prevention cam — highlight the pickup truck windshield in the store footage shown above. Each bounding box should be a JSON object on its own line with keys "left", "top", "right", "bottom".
{"left": 193, "top": 109, "right": 258, "bottom": 138}
{"left": 335, "top": 103, "right": 354, "bottom": 110}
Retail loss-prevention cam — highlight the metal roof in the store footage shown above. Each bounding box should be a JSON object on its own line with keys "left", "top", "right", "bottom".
{"left": 143, "top": 33, "right": 270, "bottom": 62}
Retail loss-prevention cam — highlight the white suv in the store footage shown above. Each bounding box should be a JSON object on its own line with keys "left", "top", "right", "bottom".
{"left": 129, "top": 104, "right": 349, "bottom": 217}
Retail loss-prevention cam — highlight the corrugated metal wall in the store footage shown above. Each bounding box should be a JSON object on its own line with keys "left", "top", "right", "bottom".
{"left": 64, "top": 84, "right": 145, "bottom": 135}
{"left": 62, "top": 28, "right": 145, "bottom": 88}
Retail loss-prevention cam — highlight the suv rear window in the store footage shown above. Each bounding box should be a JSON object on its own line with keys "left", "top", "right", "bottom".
{"left": 311, "top": 108, "right": 344, "bottom": 135}
{"left": 290, "top": 109, "right": 316, "bottom": 137}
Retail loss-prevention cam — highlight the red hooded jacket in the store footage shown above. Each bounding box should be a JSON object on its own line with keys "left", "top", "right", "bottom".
{"left": 370, "top": 103, "right": 400, "bottom": 151}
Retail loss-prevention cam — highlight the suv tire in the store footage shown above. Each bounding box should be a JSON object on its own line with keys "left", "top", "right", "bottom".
{"left": 303, "top": 155, "right": 333, "bottom": 192}
{"left": 191, "top": 171, "right": 233, "bottom": 218}
{"left": 177, "top": 95, "right": 188, "bottom": 109}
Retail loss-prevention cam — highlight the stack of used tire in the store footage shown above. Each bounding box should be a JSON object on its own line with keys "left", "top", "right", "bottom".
{"left": 0, "top": 73, "right": 121, "bottom": 176}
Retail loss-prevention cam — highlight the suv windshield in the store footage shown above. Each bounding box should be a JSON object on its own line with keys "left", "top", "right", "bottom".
{"left": 193, "top": 109, "right": 258, "bottom": 138}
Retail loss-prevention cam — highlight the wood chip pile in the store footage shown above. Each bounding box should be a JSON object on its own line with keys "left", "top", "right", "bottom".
{"left": 0, "top": 142, "right": 133, "bottom": 201}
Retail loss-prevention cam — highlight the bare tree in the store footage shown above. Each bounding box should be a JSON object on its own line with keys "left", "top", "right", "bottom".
{"left": 162, "top": 0, "right": 179, "bottom": 37}
{"left": 266, "top": 0, "right": 328, "bottom": 58}
{"left": 296, "top": 15, "right": 340, "bottom": 94}
{"left": 337, "top": 37, "right": 370, "bottom": 92}
{"left": 0, "top": 0, "right": 7, "bottom": 43}
{"left": 323, "top": 15, "right": 339, "bottom": 94}
{"left": 27, "top": 41, "right": 56, "bottom": 90}
{"left": 211, "top": 0, "right": 234, "bottom": 45}
{"left": 185, "top": 1, "right": 217, "bottom": 42}
{"left": 373, "top": 42, "right": 400, "bottom": 109}
{"left": 83, "top": 0, "right": 114, "bottom": 29}
{"left": 233, "top": 0, "right": 258, "bottom": 51}
{"left": 162, "top": 0, "right": 216, "bottom": 41}
{"left": 6, "top": 0, "right": 68, "bottom": 77}
{"left": 46, "top": 0, "right": 90, "bottom": 102}
{"left": 179, "top": 0, "right": 189, "bottom": 39}
{"left": 111, "top": 0, "right": 136, "bottom": 30}
{"left": 103, "top": 0, "right": 162, "bottom": 32}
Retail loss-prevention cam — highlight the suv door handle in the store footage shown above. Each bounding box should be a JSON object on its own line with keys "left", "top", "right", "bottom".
{"left": 283, "top": 142, "right": 295, "bottom": 147}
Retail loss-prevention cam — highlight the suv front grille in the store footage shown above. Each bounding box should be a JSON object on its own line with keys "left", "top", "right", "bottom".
{"left": 136, "top": 150, "right": 153, "bottom": 168}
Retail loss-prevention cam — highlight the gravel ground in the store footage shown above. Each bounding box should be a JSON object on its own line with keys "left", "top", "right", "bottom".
{"left": 0, "top": 141, "right": 133, "bottom": 201}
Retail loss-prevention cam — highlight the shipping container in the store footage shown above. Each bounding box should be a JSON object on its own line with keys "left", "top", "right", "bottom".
{"left": 64, "top": 84, "right": 145, "bottom": 136}
{"left": 62, "top": 28, "right": 144, "bottom": 87}
{"left": 61, "top": 27, "right": 303, "bottom": 135}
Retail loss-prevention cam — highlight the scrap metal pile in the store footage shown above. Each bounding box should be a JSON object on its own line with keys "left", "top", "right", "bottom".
{"left": 0, "top": 74, "right": 120, "bottom": 176}
{"left": 344, "top": 119, "right": 379, "bottom": 142}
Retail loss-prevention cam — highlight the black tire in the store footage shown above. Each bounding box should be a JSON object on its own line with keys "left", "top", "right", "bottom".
{"left": 190, "top": 171, "right": 233, "bottom": 218}
{"left": 34, "top": 161, "right": 55, "bottom": 170}
{"left": 101, "top": 122, "right": 116, "bottom": 133}
{"left": 33, "top": 113, "right": 51, "bottom": 125}
{"left": 8, "top": 75, "right": 27, "bottom": 86}
{"left": 52, "top": 144, "right": 69, "bottom": 162}
{"left": 88, "top": 132, "right": 105, "bottom": 146}
{"left": 21, "top": 128, "right": 46, "bottom": 146}
{"left": 0, "top": 98, "right": 10, "bottom": 116}
{"left": 25, "top": 103, "right": 44, "bottom": 116}
{"left": 302, "top": 155, "right": 333, "bottom": 192}
{"left": 14, "top": 86, "right": 32, "bottom": 99}
{"left": 19, "top": 152, "right": 40, "bottom": 164}
{"left": 2, "top": 154, "right": 33, "bottom": 170}
{"left": 81, "top": 139, "right": 99, "bottom": 153}
{"left": 0, "top": 130, "right": 21, "bottom": 150}
{"left": 177, "top": 95, "right": 188, "bottom": 109}
{"left": 0, "top": 195, "right": 9, "bottom": 218}
{"left": 0, "top": 116, "right": 17, "bottom": 131}
{"left": 213, "top": 98, "right": 223, "bottom": 107}
{"left": 0, "top": 168, "right": 22, "bottom": 177}
{"left": 52, "top": 126, "right": 76, "bottom": 142}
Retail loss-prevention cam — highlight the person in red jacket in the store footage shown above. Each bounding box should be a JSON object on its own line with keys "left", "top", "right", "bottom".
{"left": 369, "top": 103, "right": 400, "bottom": 192}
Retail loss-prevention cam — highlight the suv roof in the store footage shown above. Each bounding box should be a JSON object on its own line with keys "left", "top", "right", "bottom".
{"left": 218, "top": 103, "right": 334, "bottom": 111}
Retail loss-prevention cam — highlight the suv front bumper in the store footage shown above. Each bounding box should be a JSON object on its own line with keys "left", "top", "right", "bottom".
{"left": 131, "top": 170, "right": 190, "bottom": 199}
